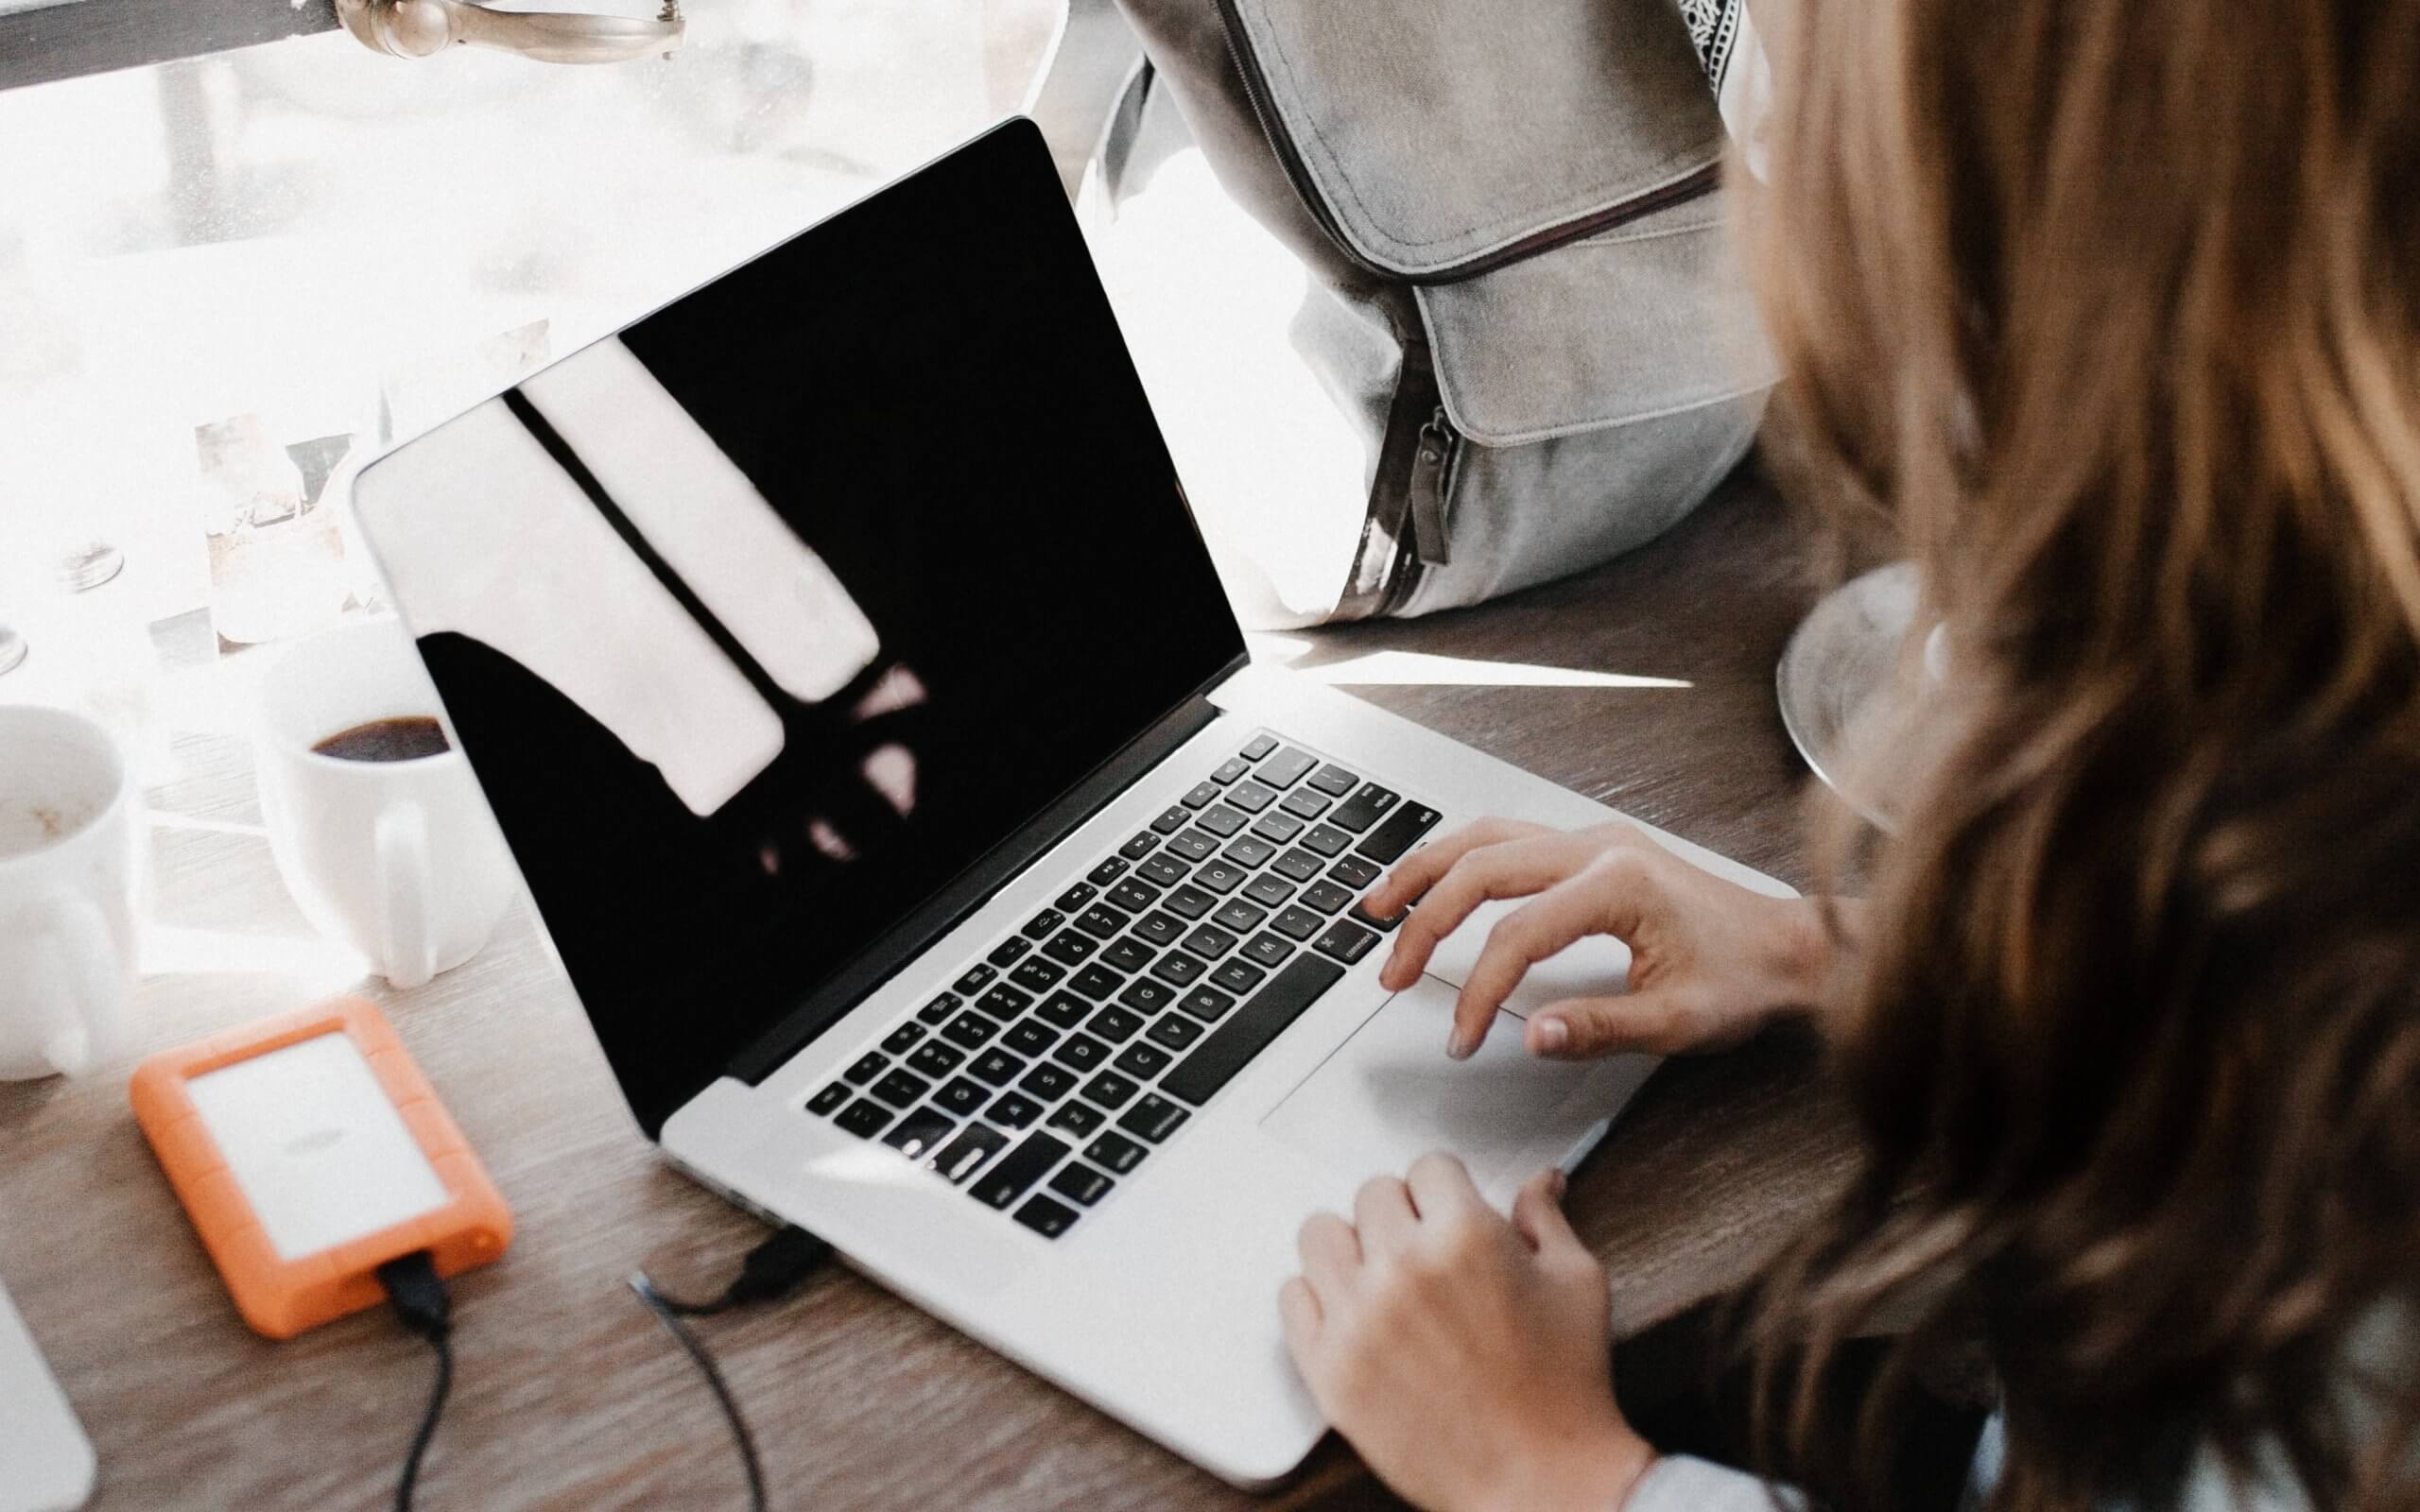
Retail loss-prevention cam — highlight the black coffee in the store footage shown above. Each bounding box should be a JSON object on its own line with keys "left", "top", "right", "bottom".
{"left": 313, "top": 716, "right": 450, "bottom": 764}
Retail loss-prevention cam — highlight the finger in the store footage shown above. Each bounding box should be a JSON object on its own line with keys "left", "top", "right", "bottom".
{"left": 1352, "top": 1176, "right": 1420, "bottom": 1257}
{"left": 1527, "top": 990, "right": 1699, "bottom": 1058}
{"left": 1385, "top": 833, "right": 1597, "bottom": 997}
{"left": 1362, "top": 817, "right": 1547, "bottom": 924}
{"left": 1450, "top": 872, "right": 1628, "bottom": 1054}
{"left": 1403, "top": 1151, "right": 1485, "bottom": 1223}
{"left": 1276, "top": 1275, "right": 1322, "bottom": 1366}
{"left": 1510, "top": 1167, "right": 1587, "bottom": 1260}
{"left": 1296, "top": 1211, "right": 1363, "bottom": 1303}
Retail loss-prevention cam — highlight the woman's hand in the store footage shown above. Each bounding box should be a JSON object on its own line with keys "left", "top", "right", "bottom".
{"left": 1363, "top": 818, "right": 1840, "bottom": 1061}
{"left": 1280, "top": 1156, "right": 1653, "bottom": 1512}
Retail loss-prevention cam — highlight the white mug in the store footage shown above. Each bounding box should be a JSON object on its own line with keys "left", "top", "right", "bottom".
{"left": 0, "top": 705, "right": 141, "bottom": 1080}
{"left": 256, "top": 619, "right": 517, "bottom": 989}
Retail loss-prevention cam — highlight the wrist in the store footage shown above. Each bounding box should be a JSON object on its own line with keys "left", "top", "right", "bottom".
{"left": 1483, "top": 1420, "right": 1656, "bottom": 1512}
{"left": 1766, "top": 895, "right": 1849, "bottom": 1015}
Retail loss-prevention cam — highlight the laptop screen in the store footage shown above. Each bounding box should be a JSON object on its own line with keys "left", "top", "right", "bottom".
{"left": 352, "top": 122, "right": 1244, "bottom": 1136}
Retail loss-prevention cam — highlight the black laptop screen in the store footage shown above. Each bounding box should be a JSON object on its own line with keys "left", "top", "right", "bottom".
{"left": 354, "top": 123, "right": 1244, "bottom": 1136}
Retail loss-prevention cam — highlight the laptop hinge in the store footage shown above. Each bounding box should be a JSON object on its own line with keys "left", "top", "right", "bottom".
{"left": 721, "top": 649, "right": 1250, "bottom": 1093}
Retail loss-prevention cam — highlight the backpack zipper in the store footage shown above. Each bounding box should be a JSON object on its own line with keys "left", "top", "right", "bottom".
{"left": 1406, "top": 407, "right": 1458, "bottom": 568}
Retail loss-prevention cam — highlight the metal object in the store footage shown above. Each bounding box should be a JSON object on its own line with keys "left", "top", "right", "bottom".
{"left": 0, "top": 624, "right": 24, "bottom": 678}
{"left": 55, "top": 541, "right": 126, "bottom": 594}
{"left": 1775, "top": 560, "right": 1928, "bottom": 832}
{"left": 337, "top": 0, "right": 683, "bottom": 64}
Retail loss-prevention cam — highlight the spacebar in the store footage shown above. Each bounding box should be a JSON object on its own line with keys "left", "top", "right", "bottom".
{"left": 1161, "top": 954, "right": 1346, "bottom": 1107}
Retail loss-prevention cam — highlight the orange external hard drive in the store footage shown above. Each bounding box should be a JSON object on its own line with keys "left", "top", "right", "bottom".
{"left": 130, "top": 996, "right": 511, "bottom": 1338}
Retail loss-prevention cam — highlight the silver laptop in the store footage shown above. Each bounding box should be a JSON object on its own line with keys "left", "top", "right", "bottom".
{"left": 350, "top": 118, "right": 1790, "bottom": 1486}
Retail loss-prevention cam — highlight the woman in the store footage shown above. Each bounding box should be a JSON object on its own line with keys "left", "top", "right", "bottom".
{"left": 1275, "top": 1, "right": 2420, "bottom": 1508}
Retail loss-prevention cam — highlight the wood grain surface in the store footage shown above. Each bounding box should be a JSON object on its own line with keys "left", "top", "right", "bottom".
{"left": 0, "top": 470, "right": 1860, "bottom": 1510}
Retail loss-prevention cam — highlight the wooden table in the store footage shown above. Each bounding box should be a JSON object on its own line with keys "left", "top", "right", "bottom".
{"left": 0, "top": 470, "right": 1860, "bottom": 1511}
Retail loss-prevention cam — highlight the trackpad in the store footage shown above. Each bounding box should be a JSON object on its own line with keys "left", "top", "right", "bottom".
{"left": 1260, "top": 975, "right": 1597, "bottom": 1193}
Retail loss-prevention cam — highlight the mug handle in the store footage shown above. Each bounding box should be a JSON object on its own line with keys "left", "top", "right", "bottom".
{"left": 375, "top": 804, "right": 440, "bottom": 989}
{"left": 25, "top": 894, "right": 125, "bottom": 1076}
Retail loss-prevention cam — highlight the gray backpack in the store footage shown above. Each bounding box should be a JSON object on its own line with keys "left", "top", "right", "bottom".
{"left": 1098, "top": 0, "right": 1773, "bottom": 620}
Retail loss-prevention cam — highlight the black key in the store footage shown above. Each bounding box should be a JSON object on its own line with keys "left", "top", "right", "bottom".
{"left": 1180, "top": 986, "right": 1237, "bottom": 1022}
{"left": 933, "top": 1076, "right": 990, "bottom": 1116}
{"left": 836, "top": 1100, "right": 893, "bottom": 1139}
{"left": 970, "top": 1132, "right": 1071, "bottom": 1210}
{"left": 1280, "top": 787, "right": 1331, "bottom": 820}
{"left": 1019, "top": 1062, "right": 1079, "bottom": 1101}
{"left": 872, "top": 1068, "right": 932, "bottom": 1108}
{"left": 985, "top": 1091, "right": 1045, "bottom": 1130}
{"left": 1182, "top": 923, "right": 1239, "bottom": 960}
{"left": 1137, "top": 853, "right": 1190, "bottom": 888}
{"left": 1150, "top": 804, "right": 1188, "bottom": 834}
{"left": 1241, "top": 932, "right": 1295, "bottom": 968}
{"left": 1196, "top": 804, "right": 1248, "bottom": 837}
{"left": 1300, "top": 880, "right": 1356, "bottom": 915}
{"left": 917, "top": 992, "right": 960, "bottom": 1025}
{"left": 1021, "top": 909, "right": 1063, "bottom": 940}
{"left": 1042, "top": 930, "right": 1099, "bottom": 967}
{"left": 1271, "top": 905, "right": 1324, "bottom": 941}
{"left": 1166, "top": 828, "right": 1219, "bottom": 862}
{"left": 1119, "top": 832, "right": 1160, "bottom": 861}
{"left": 1328, "top": 782, "right": 1399, "bottom": 834}
{"left": 1313, "top": 919, "right": 1380, "bottom": 965}
{"left": 1055, "top": 881, "right": 1098, "bottom": 913}
{"left": 1089, "top": 1005, "right": 1147, "bottom": 1041}
{"left": 1038, "top": 990, "right": 1096, "bottom": 1028}
{"left": 881, "top": 1022, "right": 926, "bottom": 1055}
{"left": 1215, "top": 897, "right": 1270, "bottom": 933}
{"left": 1329, "top": 854, "right": 1383, "bottom": 889}
{"left": 1046, "top": 1100, "right": 1105, "bottom": 1139}
{"left": 908, "top": 1041, "right": 964, "bottom": 1079}
{"left": 1147, "top": 1012, "right": 1205, "bottom": 1051}
{"left": 928, "top": 1123, "right": 1010, "bottom": 1183}
{"left": 1081, "top": 1070, "right": 1142, "bottom": 1109}
{"left": 971, "top": 1048, "right": 1028, "bottom": 1086}
{"left": 1181, "top": 781, "right": 1219, "bottom": 809}
{"left": 1119, "top": 978, "right": 1179, "bottom": 1015}
{"left": 1308, "top": 763, "right": 1359, "bottom": 798}
{"left": 1133, "top": 909, "right": 1186, "bottom": 946}
{"left": 1150, "top": 951, "right": 1205, "bottom": 988}
{"left": 1049, "top": 1163, "right": 1115, "bottom": 1207}
{"left": 1252, "top": 810, "right": 1307, "bottom": 845}
{"left": 1222, "top": 835, "right": 1276, "bottom": 869}
{"left": 1210, "top": 757, "right": 1253, "bottom": 785}
{"left": 1013, "top": 1195, "right": 1080, "bottom": 1239}
{"left": 1210, "top": 959, "right": 1267, "bottom": 995}
{"left": 1100, "top": 936, "right": 1156, "bottom": 975}
{"left": 977, "top": 984, "right": 1032, "bottom": 1021}
{"left": 1005, "top": 1021, "right": 1060, "bottom": 1057}
{"left": 807, "top": 1081, "right": 851, "bottom": 1115}
{"left": 1088, "top": 1132, "right": 1150, "bottom": 1175}
{"left": 1106, "top": 879, "right": 1161, "bottom": 915}
{"left": 1114, "top": 1042, "right": 1172, "bottom": 1079}
{"left": 1271, "top": 848, "right": 1323, "bottom": 883}
{"left": 1301, "top": 824, "right": 1351, "bottom": 857}
{"left": 1259, "top": 747, "right": 1318, "bottom": 788}
{"left": 1239, "top": 733, "right": 1279, "bottom": 761}
{"left": 1076, "top": 903, "right": 1132, "bottom": 939}
{"left": 988, "top": 936, "right": 1032, "bottom": 968}
{"left": 1011, "top": 957, "right": 1066, "bottom": 993}
{"left": 954, "top": 963, "right": 996, "bottom": 995}
{"left": 1087, "top": 856, "right": 1130, "bottom": 887}
{"left": 844, "top": 1051, "right": 889, "bottom": 1085}
{"left": 1117, "top": 1094, "right": 1190, "bottom": 1143}
{"left": 1193, "top": 860, "right": 1247, "bottom": 895}
{"left": 1224, "top": 780, "right": 1279, "bottom": 814}
{"left": 1051, "top": 1033, "right": 1111, "bottom": 1072}
{"left": 1164, "top": 884, "right": 1217, "bottom": 920}
{"left": 1346, "top": 897, "right": 1407, "bottom": 934}
{"left": 1355, "top": 801, "right": 1443, "bottom": 864}
{"left": 1162, "top": 954, "right": 1347, "bottom": 1106}
{"left": 1071, "top": 963, "right": 1122, "bottom": 1000}
{"left": 882, "top": 1107, "right": 955, "bottom": 1160}
{"left": 1243, "top": 874, "right": 1297, "bottom": 909}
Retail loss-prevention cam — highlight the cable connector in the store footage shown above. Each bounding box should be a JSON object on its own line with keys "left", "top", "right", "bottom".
{"left": 376, "top": 1251, "right": 455, "bottom": 1512}
{"left": 639, "top": 1224, "right": 832, "bottom": 1316}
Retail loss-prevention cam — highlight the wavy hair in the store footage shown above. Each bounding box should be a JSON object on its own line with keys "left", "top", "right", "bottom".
{"left": 1737, "top": 2, "right": 2420, "bottom": 1507}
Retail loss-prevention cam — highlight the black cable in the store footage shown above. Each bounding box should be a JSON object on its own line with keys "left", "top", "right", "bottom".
{"left": 376, "top": 1252, "right": 455, "bottom": 1512}
{"left": 627, "top": 1225, "right": 832, "bottom": 1512}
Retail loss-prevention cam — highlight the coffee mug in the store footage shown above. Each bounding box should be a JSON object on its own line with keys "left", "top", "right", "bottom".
{"left": 0, "top": 705, "right": 142, "bottom": 1080}
{"left": 256, "top": 619, "right": 517, "bottom": 989}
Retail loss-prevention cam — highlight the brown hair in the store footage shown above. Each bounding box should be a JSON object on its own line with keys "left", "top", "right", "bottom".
{"left": 1737, "top": 2, "right": 2420, "bottom": 1507}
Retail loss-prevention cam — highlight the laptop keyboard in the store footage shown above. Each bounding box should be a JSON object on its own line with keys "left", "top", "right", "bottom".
{"left": 803, "top": 732, "right": 1441, "bottom": 1240}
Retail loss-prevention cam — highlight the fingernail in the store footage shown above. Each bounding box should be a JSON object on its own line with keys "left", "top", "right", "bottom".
{"left": 1446, "top": 1028, "right": 1474, "bottom": 1060}
{"left": 1534, "top": 1018, "right": 1569, "bottom": 1055}
{"left": 1548, "top": 1169, "right": 1568, "bottom": 1199}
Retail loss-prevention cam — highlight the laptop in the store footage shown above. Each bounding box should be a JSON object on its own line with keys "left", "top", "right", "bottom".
{"left": 349, "top": 117, "right": 1791, "bottom": 1486}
